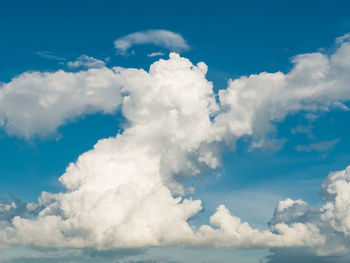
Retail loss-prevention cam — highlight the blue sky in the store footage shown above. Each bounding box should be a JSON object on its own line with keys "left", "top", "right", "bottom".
{"left": 1, "top": 1, "right": 350, "bottom": 262}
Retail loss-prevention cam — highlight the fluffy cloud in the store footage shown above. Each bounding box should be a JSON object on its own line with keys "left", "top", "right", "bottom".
{"left": 1, "top": 36, "right": 350, "bottom": 253}
{"left": 266, "top": 165, "right": 350, "bottom": 261}
{"left": 114, "top": 30, "right": 189, "bottom": 55}
{"left": 0, "top": 66, "right": 122, "bottom": 138}
{"left": 214, "top": 39, "right": 350, "bottom": 142}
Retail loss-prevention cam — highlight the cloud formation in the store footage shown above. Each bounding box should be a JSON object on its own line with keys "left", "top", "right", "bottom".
{"left": 266, "top": 165, "right": 350, "bottom": 261}
{"left": 0, "top": 66, "right": 122, "bottom": 138}
{"left": 67, "top": 55, "right": 106, "bottom": 69}
{"left": 114, "top": 30, "right": 189, "bottom": 55}
{"left": 1, "top": 35, "right": 350, "bottom": 255}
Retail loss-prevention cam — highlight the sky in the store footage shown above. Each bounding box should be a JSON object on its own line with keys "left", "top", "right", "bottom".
{"left": 1, "top": 0, "right": 350, "bottom": 262}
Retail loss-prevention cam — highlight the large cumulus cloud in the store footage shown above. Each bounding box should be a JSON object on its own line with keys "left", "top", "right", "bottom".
{"left": 1, "top": 35, "right": 350, "bottom": 254}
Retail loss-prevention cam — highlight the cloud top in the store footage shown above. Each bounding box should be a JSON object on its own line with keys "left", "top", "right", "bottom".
{"left": 114, "top": 30, "right": 189, "bottom": 55}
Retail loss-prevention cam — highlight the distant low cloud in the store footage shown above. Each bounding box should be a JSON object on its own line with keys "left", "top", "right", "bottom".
{"left": 266, "top": 165, "right": 350, "bottom": 262}
{"left": 67, "top": 55, "right": 106, "bottom": 69}
{"left": 114, "top": 30, "right": 189, "bottom": 55}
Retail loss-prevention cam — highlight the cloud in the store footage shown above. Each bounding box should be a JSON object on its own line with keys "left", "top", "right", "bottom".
{"left": 114, "top": 30, "right": 189, "bottom": 55}
{"left": 0, "top": 53, "right": 325, "bottom": 251}
{"left": 336, "top": 33, "right": 350, "bottom": 44}
{"left": 214, "top": 37, "right": 350, "bottom": 141}
{"left": 332, "top": 101, "right": 350, "bottom": 111}
{"left": 1, "top": 35, "right": 350, "bottom": 254}
{"left": 266, "top": 165, "right": 350, "bottom": 262}
{"left": 295, "top": 139, "right": 340, "bottom": 153}
{"left": 0, "top": 247, "right": 146, "bottom": 263}
{"left": 34, "top": 51, "right": 66, "bottom": 61}
{"left": 0, "top": 67, "right": 123, "bottom": 138}
{"left": 147, "top": 52, "right": 165, "bottom": 57}
{"left": 67, "top": 55, "right": 106, "bottom": 69}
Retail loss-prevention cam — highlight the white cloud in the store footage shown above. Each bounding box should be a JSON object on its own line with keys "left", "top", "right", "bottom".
{"left": 147, "top": 52, "right": 165, "bottom": 57}
{"left": 2, "top": 35, "right": 350, "bottom": 252}
{"left": 267, "top": 165, "right": 350, "bottom": 258}
{"left": 214, "top": 40, "right": 350, "bottom": 142}
{"left": 67, "top": 55, "right": 106, "bottom": 69}
{"left": 114, "top": 30, "right": 189, "bottom": 55}
{"left": 0, "top": 67, "right": 122, "bottom": 138}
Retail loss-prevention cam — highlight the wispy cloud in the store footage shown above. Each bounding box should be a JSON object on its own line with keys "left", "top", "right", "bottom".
{"left": 295, "top": 139, "right": 340, "bottom": 153}
{"left": 34, "top": 51, "right": 66, "bottom": 61}
{"left": 332, "top": 101, "right": 350, "bottom": 111}
{"left": 114, "top": 30, "right": 189, "bottom": 55}
{"left": 147, "top": 52, "right": 165, "bottom": 57}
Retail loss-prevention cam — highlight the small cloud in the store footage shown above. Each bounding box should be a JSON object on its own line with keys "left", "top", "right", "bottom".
{"left": 67, "top": 55, "right": 105, "bottom": 69}
{"left": 114, "top": 29, "right": 189, "bottom": 55}
{"left": 295, "top": 139, "right": 340, "bottom": 153}
{"left": 336, "top": 33, "right": 350, "bottom": 44}
{"left": 332, "top": 101, "right": 350, "bottom": 111}
{"left": 34, "top": 51, "right": 66, "bottom": 61}
{"left": 290, "top": 124, "right": 315, "bottom": 140}
{"left": 305, "top": 113, "right": 319, "bottom": 121}
{"left": 147, "top": 52, "right": 165, "bottom": 57}
{"left": 249, "top": 138, "right": 287, "bottom": 152}
{"left": 290, "top": 125, "right": 311, "bottom": 135}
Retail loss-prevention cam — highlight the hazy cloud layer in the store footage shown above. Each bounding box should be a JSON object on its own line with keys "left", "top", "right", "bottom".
{"left": 1, "top": 35, "right": 350, "bottom": 258}
{"left": 295, "top": 139, "right": 340, "bottom": 153}
{"left": 114, "top": 30, "right": 189, "bottom": 55}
